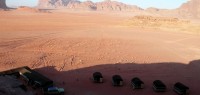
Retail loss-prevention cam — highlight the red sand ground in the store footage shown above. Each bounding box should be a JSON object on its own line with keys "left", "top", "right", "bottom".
{"left": 0, "top": 10, "right": 200, "bottom": 95}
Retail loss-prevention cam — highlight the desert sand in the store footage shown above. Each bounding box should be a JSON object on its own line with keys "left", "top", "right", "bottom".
{"left": 1, "top": 1, "right": 200, "bottom": 94}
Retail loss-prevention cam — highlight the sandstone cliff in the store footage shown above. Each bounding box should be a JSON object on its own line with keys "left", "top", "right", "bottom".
{"left": 177, "top": 0, "right": 200, "bottom": 18}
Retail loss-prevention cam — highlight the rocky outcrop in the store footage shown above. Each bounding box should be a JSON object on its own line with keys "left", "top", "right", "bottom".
{"left": 129, "top": 15, "right": 190, "bottom": 27}
{"left": 0, "top": 0, "right": 7, "bottom": 9}
{"left": 177, "top": 0, "right": 200, "bottom": 18}
{"left": 133, "top": 16, "right": 180, "bottom": 23}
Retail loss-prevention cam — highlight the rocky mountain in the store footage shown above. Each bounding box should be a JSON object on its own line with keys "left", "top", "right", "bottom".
{"left": 0, "top": 0, "right": 7, "bottom": 9}
{"left": 143, "top": 0, "right": 200, "bottom": 19}
{"left": 177, "top": 0, "right": 200, "bottom": 18}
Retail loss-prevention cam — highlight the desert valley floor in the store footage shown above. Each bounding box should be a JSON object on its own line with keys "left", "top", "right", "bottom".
{"left": 0, "top": 10, "right": 200, "bottom": 95}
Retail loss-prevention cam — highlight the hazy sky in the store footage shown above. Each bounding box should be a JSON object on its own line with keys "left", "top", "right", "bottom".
{"left": 6, "top": 0, "right": 188, "bottom": 9}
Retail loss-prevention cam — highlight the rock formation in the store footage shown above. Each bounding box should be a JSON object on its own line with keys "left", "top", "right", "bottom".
{"left": 177, "top": 0, "right": 200, "bottom": 18}
{"left": 0, "top": 0, "right": 7, "bottom": 9}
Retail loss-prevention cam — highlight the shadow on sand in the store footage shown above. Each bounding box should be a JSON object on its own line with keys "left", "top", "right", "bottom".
{"left": 0, "top": 7, "right": 16, "bottom": 11}
{"left": 34, "top": 60, "right": 200, "bottom": 95}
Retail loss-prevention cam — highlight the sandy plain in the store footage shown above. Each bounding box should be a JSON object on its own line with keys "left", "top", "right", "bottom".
{"left": 0, "top": 10, "right": 200, "bottom": 95}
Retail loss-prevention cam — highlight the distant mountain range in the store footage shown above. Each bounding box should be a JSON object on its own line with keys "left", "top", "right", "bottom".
{"left": 1, "top": 0, "right": 200, "bottom": 19}
{"left": 37, "top": 0, "right": 200, "bottom": 18}
{"left": 38, "top": 0, "right": 143, "bottom": 11}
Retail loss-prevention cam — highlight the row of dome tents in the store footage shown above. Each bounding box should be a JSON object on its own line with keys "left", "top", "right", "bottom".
{"left": 0, "top": 67, "right": 189, "bottom": 95}
{"left": 92, "top": 72, "right": 189, "bottom": 95}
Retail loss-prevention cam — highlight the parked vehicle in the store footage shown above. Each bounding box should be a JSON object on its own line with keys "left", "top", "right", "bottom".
{"left": 153, "top": 80, "right": 166, "bottom": 92}
{"left": 112, "top": 75, "right": 123, "bottom": 86}
{"left": 43, "top": 87, "right": 64, "bottom": 95}
{"left": 19, "top": 67, "right": 53, "bottom": 89}
{"left": 174, "top": 82, "right": 189, "bottom": 95}
{"left": 92, "top": 72, "right": 103, "bottom": 83}
{"left": 131, "top": 77, "right": 144, "bottom": 89}
{"left": 0, "top": 66, "right": 62, "bottom": 94}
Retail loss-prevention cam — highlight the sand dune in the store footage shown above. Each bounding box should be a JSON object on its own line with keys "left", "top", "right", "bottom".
{"left": 16, "top": 6, "right": 50, "bottom": 13}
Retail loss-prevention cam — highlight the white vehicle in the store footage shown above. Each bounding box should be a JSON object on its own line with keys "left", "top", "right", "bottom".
{"left": 43, "top": 87, "right": 65, "bottom": 95}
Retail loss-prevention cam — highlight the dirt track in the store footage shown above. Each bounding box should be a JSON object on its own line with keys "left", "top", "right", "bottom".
{"left": 0, "top": 11, "right": 200, "bottom": 95}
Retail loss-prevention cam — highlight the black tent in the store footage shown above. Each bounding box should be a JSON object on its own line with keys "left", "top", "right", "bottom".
{"left": 153, "top": 80, "right": 166, "bottom": 92}
{"left": 93, "top": 72, "right": 103, "bottom": 83}
{"left": 174, "top": 82, "right": 189, "bottom": 95}
{"left": 131, "top": 77, "right": 144, "bottom": 89}
{"left": 112, "top": 75, "right": 123, "bottom": 86}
